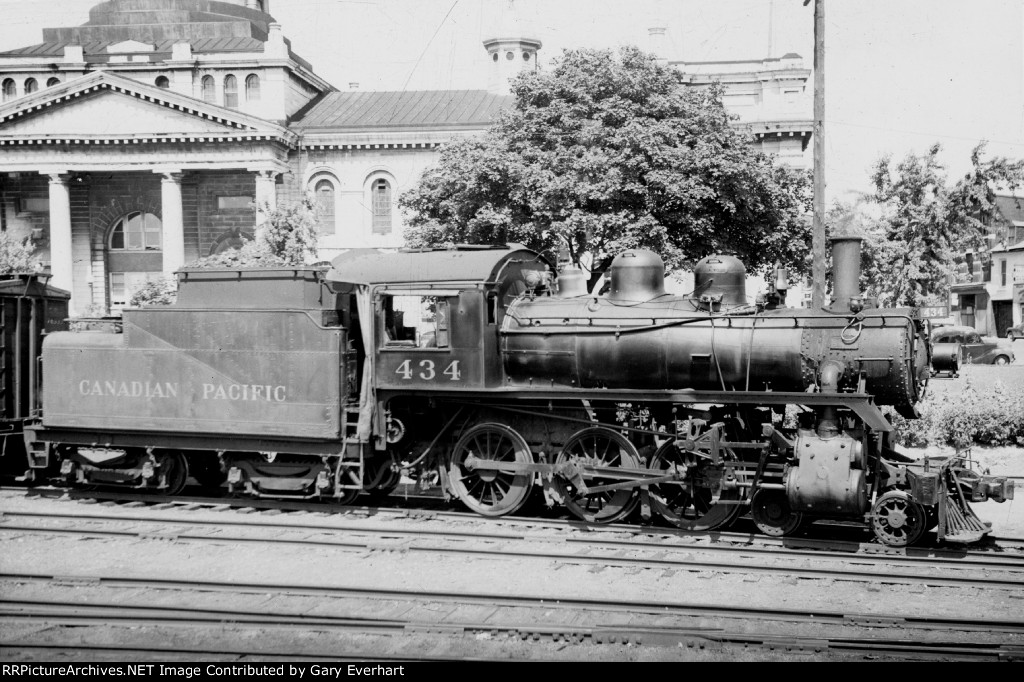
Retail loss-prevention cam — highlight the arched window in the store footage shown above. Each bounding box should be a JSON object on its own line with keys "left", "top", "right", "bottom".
{"left": 1, "top": 79, "right": 15, "bottom": 102}
{"left": 245, "top": 74, "right": 260, "bottom": 102}
{"left": 24, "top": 78, "right": 37, "bottom": 94}
{"left": 155, "top": 76, "right": 170, "bottom": 89}
{"left": 109, "top": 212, "right": 162, "bottom": 251}
{"left": 46, "top": 77, "right": 60, "bottom": 87}
{"left": 371, "top": 178, "right": 392, "bottom": 234}
{"left": 201, "top": 75, "right": 215, "bottom": 103}
{"left": 314, "top": 178, "right": 336, "bottom": 236}
{"left": 223, "top": 75, "right": 238, "bottom": 108}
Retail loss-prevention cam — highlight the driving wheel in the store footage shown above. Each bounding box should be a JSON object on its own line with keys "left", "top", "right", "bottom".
{"left": 448, "top": 423, "right": 533, "bottom": 517}
{"left": 552, "top": 427, "right": 641, "bottom": 524}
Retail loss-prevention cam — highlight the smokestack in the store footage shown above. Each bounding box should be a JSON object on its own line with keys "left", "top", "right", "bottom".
{"left": 830, "top": 236, "right": 863, "bottom": 312}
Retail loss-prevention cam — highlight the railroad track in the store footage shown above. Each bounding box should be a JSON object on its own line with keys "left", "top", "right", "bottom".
{"left": 4, "top": 489, "right": 1023, "bottom": 662}
{"left": 2, "top": 507, "right": 1024, "bottom": 591}
{"left": 5, "top": 485, "right": 1023, "bottom": 556}
{"left": 2, "top": 574, "right": 1023, "bottom": 662}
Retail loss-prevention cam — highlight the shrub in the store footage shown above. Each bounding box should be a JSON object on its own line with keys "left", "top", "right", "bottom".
{"left": 256, "top": 194, "right": 320, "bottom": 265}
{"left": 129, "top": 277, "right": 178, "bottom": 307}
{"left": 186, "top": 240, "right": 290, "bottom": 269}
{"left": 887, "top": 377, "right": 1024, "bottom": 448}
{"left": 186, "top": 196, "right": 320, "bottom": 269}
{"left": 0, "top": 231, "right": 37, "bottom": 273}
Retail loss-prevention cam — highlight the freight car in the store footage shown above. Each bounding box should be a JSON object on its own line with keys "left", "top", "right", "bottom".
{"left": 16, "top": 238, "right": 1014, "bottom": 547}
{"left": 0, "top": 273, "right": 69, "bottom": 476}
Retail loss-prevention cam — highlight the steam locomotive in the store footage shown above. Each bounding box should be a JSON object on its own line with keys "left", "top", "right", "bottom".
{"left": 4, "top": 238, "right": 1014, "bottom": 547}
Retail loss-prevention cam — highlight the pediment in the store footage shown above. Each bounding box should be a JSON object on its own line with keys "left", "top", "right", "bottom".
{"left": 107, "top": 40, "right": 155, "bottom": 53}
{"left": 0, "top": 71, "right": 295, "bottom": 145}
{"left": 0, "top": 89, "right": 239, "bottom": 136}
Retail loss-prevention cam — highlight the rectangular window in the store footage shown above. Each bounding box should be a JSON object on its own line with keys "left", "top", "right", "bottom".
{"left": 109, "top": 272, "right": 126, "bottom": 310}
{"left": 382, "top": 295, "right": 449, "bottom": 349}
{"left": 17, "top": 197, "right": 49, "bottom": 214}
{"left": 1001, "top": 259, "right": 1007, "bottom": 286}
{"left": 314, "top": 180, "right": 336, "bottom": 236}
{"left": 109, "top": 271, "right": 162, "bottom": 312}
{"left": 371, "top": 179, "right": 392, "bottom": 234}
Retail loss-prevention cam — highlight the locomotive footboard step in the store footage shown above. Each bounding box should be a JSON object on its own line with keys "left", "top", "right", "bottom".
{"left": 13, "top": 241, "right": 1013, "bottom": 546}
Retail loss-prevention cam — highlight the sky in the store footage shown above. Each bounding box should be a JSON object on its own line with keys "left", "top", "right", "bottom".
{"left": 0, "top": 0, "right": 1022, "bottom": 203}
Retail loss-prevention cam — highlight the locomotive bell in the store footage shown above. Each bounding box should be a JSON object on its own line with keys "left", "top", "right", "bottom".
{"left": 606, "top": 250, "right": 666, "bottom": 302}
{"left": 693, "top": 255, "right": 747, "bottom": 306}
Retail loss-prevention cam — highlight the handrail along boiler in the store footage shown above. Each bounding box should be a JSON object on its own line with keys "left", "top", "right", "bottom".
{"left": 17, "top": 238, "right": 1014, "bottom": 546}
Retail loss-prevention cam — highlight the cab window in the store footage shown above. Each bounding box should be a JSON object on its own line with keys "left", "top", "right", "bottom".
{"left": 381, "top": 295, "right": 450, "bottom": 349}
{"left": 965, "top": 332, "right": 981, "bottom": 343}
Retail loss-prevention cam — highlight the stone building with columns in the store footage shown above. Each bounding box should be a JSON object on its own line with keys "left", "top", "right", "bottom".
{"left": 0, "top": 0, "right": 809, "bottom": 316}
{"left": 0, "top": 0, "right": 529, "bottom": 316}
{"left": 0, "top": 1, "right": 331, "bottom": 315}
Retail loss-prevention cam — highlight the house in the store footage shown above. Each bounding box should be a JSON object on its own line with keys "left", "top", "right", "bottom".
{"left": 950, "top": 192, "right": 1024, "bottom": 336}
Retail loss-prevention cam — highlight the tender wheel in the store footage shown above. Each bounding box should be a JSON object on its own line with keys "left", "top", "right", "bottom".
{"left": 750, "top": 489, "right": 803, "bottom": 537}
{"left": 647, "top": 439, "right": 742, "bottom": 531}
{"left": 871, "top": 490, "right": 927, "bottom": 547}
{"left": 552, "top": 427, "right": 641, "bottom": 524}
{"left": 188, "top": 457, "right": 225, "bottom": 490}
{"left": 156, "top": 451, "right": 189, "bottom": 496}
{"left": 448, "top": 423, "right": 533, "bottom": 517}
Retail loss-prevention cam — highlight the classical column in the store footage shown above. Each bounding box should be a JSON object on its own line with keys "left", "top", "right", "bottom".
{"left": 253, "top": 170, "right": 279, "bottom": 237}
{"left": 159, "top": 171, "right": 185, "bottom": 275}
{"left": 46, "top": 172, "right": 74, "bottom": 308}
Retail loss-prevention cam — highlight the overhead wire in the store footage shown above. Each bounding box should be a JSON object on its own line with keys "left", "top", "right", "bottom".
{"left": 401, "top": 0, "right": 461, "bottom": 92}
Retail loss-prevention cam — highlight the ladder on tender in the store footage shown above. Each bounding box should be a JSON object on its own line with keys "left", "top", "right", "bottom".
{"left": 334, "top": 405, "right": 365, "bottom": 498}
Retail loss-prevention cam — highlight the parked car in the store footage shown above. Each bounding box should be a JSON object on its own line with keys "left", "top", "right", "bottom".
{"left": 1007, "top": 323, "right": 1024, "bottom": 341}
{"left": 930, "top": 325, "right": 1015, "bottom": 366}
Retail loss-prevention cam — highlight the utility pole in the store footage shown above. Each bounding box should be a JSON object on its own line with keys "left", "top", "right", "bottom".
{"left": 808, "top": 0, "right": 826, "bottom": 308}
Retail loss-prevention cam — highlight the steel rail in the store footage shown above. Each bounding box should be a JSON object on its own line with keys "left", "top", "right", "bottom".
{"left": 4, "top": 572, "right": 1023, "bottom": 637}
{"left": 2, "top": 600, "right": 1020, "bottom": 662}
{"left": 3, "top": 514, "right": 1023, "bottom": 590}
{"left": 5, "top": 486, "right": 1023, "bottom": 561}
{"left": 6, "top": 504, "right": 1024, "bottom": 570}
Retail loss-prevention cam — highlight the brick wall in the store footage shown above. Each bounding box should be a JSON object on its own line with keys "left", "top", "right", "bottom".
{"left": 194, "top": 170, "right": 257, "bottom": 255}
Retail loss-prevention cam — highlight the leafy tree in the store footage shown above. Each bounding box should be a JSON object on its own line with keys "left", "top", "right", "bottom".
{"left": 859, "top": 143, "right": 1024, "bottom": 307}
{"left": 0, "top": 231, "right": 37, "bottom": 273}
{"left": 400, "top": 46, "right": 812, "bottom": 280}
{"left": 187, "top": 195, "right": 320, "bottom": 269}
{"left": 946, "top": 142, "right": 1024, "bottom": 247}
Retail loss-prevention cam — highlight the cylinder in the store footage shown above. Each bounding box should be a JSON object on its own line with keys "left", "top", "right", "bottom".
{"left": 831, "top": 237, "right": 862, "bottom": 312}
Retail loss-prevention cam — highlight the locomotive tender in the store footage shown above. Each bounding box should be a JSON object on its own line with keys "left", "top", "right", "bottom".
{"left": 17, "top": 238, "right": 1014, "bottom": 546}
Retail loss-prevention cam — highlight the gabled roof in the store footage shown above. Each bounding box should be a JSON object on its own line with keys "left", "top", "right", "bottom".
{"left": 293, "top": 90, "right": 512, "bottom": 132}
{"left": 0, "top": 70, "right": 296, "bottom": 146}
